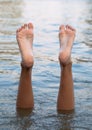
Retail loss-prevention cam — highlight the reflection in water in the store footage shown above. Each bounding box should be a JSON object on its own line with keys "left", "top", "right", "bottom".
{"left": 58, "top": 113, "right": 89, "bottom": 130}
{"left": 0, "top": 0, "right": 92, "bottom": 129}
{"left": 17, "top": 108, "right": 33, "bottom": 117}
{"left": 16, "top": 109, "right": 33, "bottom": 130}
{"left": 58, "top": 113, "right": 74, "bottom": 130}
{"left": 57, "top": 110, "right": 75, "bottom": 130}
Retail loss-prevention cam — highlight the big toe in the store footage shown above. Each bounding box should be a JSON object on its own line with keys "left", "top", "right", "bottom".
{"left": 66, "top": 25, "right": 76, "bottom": 32}
{"left": 28, "top": 23, "right": 34, "bottom": 29}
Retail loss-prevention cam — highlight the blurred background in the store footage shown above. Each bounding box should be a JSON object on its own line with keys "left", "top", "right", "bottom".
{"left": 0, "top": 0, "right": 92, "bottom": 129}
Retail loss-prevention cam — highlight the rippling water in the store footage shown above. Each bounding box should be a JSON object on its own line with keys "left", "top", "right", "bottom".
{"left": 0, "top": 0, "right": 92, "bottom": 129}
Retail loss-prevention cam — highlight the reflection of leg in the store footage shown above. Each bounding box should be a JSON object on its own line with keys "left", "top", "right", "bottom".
{"left": 57, "top": 25, "right": 76, "bottom": 111}
{"left": 58, "top": 112, "right": 74, "bottom": 129}
{"left": 16, "top": 23, "right": 34, "bottom": 109}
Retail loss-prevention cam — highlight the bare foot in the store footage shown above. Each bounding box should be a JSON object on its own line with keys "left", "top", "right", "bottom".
{"left": 16, "top": 23, "right": 34, "bottom": 67}
{"left": 59, "top": 25, "right": 76, "bottom": 65}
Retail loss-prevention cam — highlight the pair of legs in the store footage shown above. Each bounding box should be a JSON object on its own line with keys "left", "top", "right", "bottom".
{"left": 16, "top": 23, "right": 76, "bottom": 111}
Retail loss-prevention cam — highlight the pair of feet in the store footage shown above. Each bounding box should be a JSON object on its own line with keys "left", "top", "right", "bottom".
{"left": 16, "top": 23, "right": 76, "bottom": 67}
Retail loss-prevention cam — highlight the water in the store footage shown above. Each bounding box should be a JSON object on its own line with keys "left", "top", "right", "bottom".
{"left": 0, "top": 0, "right": 92, "bottom": 129}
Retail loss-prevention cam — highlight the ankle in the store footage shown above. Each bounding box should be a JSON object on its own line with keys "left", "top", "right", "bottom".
{"left": 21, "top": 56, "right": 34, "bottom": 68}
{"left": 59, "top": 53, "right": 71, "bottom": 66}
{"left": 58, "top": 52, "right": 66, "bottom": 64}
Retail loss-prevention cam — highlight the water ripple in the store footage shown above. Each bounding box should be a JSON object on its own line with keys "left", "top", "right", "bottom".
{"left": 0, "top": 0, "right": 92, "bottom": 130}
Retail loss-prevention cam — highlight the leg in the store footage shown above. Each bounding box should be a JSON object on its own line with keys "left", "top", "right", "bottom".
{"left": 57, "top": 25, "right": 76, "bottom": 111}
{"left": 16, "top": 23, "right": 34, "bottom": 109}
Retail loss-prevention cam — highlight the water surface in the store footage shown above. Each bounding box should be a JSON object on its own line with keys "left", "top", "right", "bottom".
{"left": 0, "top": 0, "right": 92, "bottom": 129}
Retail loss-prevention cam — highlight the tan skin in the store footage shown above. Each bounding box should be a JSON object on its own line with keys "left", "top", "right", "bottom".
{"left": 16, "top": 23, "right": 34, "bottom": 109}
{"left": 16, "top": 23, "right": 76, "bottom": 111}
{"left": 57, "top": 25, "right": 76, "bottom": 111}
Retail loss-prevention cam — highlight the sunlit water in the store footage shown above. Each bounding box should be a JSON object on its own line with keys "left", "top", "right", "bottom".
{"left": 0, "top": 0, "right": 92, "bottom": 129}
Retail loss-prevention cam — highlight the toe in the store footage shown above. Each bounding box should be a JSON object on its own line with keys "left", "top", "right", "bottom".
{"left": 66, "top": 25, "right": 73, "bottom": 33}
{"left": 67, "top": 25, "right": 75, "bottom": 31}
{"left": 16, "top": 25, "right": 24, "bottom": 33}
{"left": 24, "top": 24, "right": 28, "bottom": 29}
{"left": 20, "top": 26, "right": 24, "bottom": 31}
{"left": 28, "top": 23, "right": 33, "bottom": 29}
{"left": 59, "top": 25, "right": 65, "bottom": 35}
{"left": 18, "top": 28, "right": 22, "bottom": 32}
{"left": 22, "top": 25, "right": 25, "bottom": 29}
{"left": 66, "top": 25, "right": 69, "bottom": 29}
{"left": 21, "top": 26, "right": 25, "bottom": 31}
{"left": 59, "top": 25, "right": 65, "bottom": 31}
{"left": 16, "top": 29, "right": 19, "bottom": 33}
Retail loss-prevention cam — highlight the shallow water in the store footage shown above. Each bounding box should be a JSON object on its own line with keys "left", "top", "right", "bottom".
{"left": 0, "top": 0, "right": 92, "bottom": 129}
